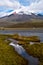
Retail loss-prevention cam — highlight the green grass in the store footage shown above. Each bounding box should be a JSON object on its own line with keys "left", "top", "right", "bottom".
{"left": 22, "top": 43, "right": 43, "bottom": 65}
{"left": 0, "top": 19, "right": 43, "bottom": 28}
{"left": 22, "top": 43, "right": 43, "bottom": 58}
{"left": 12, "top": 34, "right": 40, "bottom": 42}
{"left": 0, "top": 34, "right": 28, "bottom": 65}
{"left": 0, "top": 34, "right": 43, "bottom": 65}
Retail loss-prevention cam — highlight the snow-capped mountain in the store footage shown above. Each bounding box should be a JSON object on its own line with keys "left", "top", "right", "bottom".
{"left": 0, "top": 9, "right": 43, "bottom": 23}
{"left": 0, "top": 10, "right": 43, "bottom": 28}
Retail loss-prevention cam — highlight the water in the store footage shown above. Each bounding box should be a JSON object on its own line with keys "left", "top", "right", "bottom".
{"left": 7, "top": 38, "right": 39, "bottom": 65}
{"left": 9, "top": 42, "right": 39, "bottom": 65}
{"left": 0, "top": 29, "right": 43, "bottom": 42}
{"left": 0, "top": 29, "right": 43, "bottom": 34}
{"left": 0, "top": 29, "right": 42, "bottom": 65}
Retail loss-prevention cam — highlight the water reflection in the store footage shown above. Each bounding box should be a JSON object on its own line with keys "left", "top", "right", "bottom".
{"left": 0, "top": 29, "right": 43, "bottom": 42}
{"left": 9, "top": 39, "right": 39, "bottom": 65}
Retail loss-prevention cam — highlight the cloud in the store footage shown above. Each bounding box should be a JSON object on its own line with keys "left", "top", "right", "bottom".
{"left": 14, "top": 0, "right": 43, "bottom": 14}
{"left": 0, "top": 0, "right": 25, "bottom": 17}
{"left": 16, "top": 0, "right": 43, "bottom": 14}
{"left": 0, "top": 12, "right": 7, "bottom": 17}
{"left": 26, "top": 0, "right": 39, "bottom": 2}
{"left": 0, "top": 0, "right": 43, "bottom": 17}
{"left": 0, "top": 0, "right": 43, "bottom": 12}
{"left": 0, "top": 10, "right": 16, "bottom": 17}
{"left": 0, "top": 0, "right": 21, "bottom": 9}
{"left": 28, "top": 0, "right": 43, "bottom": 13}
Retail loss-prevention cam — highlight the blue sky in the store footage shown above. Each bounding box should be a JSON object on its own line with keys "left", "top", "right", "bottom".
{"left": 0, "top": 0, "right": 43, "bottom": 17}
{"left": 17, "top": 0, "right": 30, "bottom": 6}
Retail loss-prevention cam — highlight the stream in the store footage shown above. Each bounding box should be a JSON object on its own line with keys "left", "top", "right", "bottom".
{"left": 8, "top": 38, "right": 39, "bottom": 65}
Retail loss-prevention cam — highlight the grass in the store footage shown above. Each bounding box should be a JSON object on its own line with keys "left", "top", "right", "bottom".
{"left": 22, "top": 43, "right": 43, "bottom": 65}
{"left": 0, "top": 34, "right": 43, "bottom": 65}
{"left": 12, "top": 34, "right": 40, "bottom": 42}
{"left": 0, "top": 34, "right": 28, "bottom": 65}
{"left": 0, "top": 19, "right": 43, "bottom": 29}
{"left": 11, "top": 34, "right": 43, "bottom": 65}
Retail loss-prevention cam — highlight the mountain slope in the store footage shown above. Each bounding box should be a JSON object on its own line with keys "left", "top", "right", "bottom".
{"left": 0, "top": 12, "right": 43, "bottom": 28}
{"left": 0, "top": 12, "right": 43, "bottom": 22}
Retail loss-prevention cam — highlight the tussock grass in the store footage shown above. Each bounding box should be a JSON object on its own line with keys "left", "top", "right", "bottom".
{"left": 0, "top": 34, "right": 28, "bottom": 65}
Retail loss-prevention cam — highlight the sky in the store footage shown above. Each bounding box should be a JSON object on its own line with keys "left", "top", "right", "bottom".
{"left": 0, "top": 0, "right": 43, "bottom": 17}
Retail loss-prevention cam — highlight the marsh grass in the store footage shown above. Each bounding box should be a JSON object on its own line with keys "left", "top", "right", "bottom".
{"left": 22, "top": 43, "right": 43, "bottom": 65}
{"left": 0, "top": 34, "right": 28, "bottom": 65}
{"left": 0, "top": 34, "right": 43, "bottom": 65}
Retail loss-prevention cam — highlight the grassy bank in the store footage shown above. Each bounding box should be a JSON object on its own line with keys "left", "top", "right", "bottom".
{"left": 22, "top": 43, "right": 43, "bottom": 65}
{"left": 0, "top": 34, "right": 28, "bottom": 65}
{"left": 0, "top": 27, "right": 43, "bottom": 30}
{"left": 0, "top": 34, "right": 43, "bottom": 65}
{"left": 12, "top": 34, "right": 40, "bottom": 43}
{"left": 11, "top": 34, "right": 43, "bottom": 65}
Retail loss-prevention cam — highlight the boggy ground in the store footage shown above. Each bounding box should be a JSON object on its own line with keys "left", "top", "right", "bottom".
{"left": 0, "top": 34, "right": 43, "bottom": 65}
{"left": 12, "top": 34, "right": 40, "bottom": 42}
{"left": 11, "top": 34, "right": 43, "bottom": 65}
{"left": 0, "top": 34, "right": 28, "bottom": 65}
{"left": 22, "top": 43, "right": 43, "bottom": 65}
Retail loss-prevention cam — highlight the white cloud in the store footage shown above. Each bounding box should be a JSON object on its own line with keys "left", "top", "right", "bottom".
{"left": 0, "top": 10, "right": 16, "bottom": 17}
{"left": 0, "top": 12, "right": 7, "bottom": 17}
{"left": 0, "top": 0, "right": 21, "bottom": 9}
{"left": 0, "top": 0, "right": 43, "bottom": 17}
{"left": 13, "top": 0, "right": 43, "bottom": 14}
{"left": 0, "top": 0, "right": 43, "bottom": 13}
{"left": 28, "top": 0, "right": 43, "bottom": 13}
{"left": 17, "top": 0, "right": 43, "bottom": 14}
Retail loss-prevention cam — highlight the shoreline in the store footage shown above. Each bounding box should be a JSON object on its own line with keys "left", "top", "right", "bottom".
{"left": 0, "top": 28, "right": 43, "bottom": 30}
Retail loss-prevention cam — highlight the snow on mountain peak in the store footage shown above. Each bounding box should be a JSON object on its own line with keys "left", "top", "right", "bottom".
{"left": 15, "top": 9, "right": 32, "bottom": 15}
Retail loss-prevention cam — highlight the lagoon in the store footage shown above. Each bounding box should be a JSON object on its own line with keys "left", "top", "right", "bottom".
{"left": 0, "top": 29, "right": 43, "bottom": 42}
